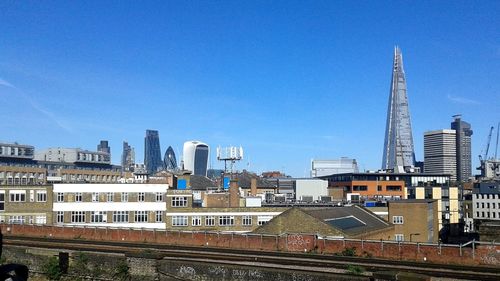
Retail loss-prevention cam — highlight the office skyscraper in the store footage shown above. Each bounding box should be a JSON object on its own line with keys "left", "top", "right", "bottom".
{"left": 183, "top": 141, "right": 209, "bottom": 176}
{"left": 144, "top": 130, "right": 162, "bottom": 175}
{"left": 121, "top": 141, "right": 135, "bottom": 172}
{"left": 97, "top": 140, "right": 110, "bottom": 154}
{"left": 424, "top": 130, "right": 457, "bottom": 182}
{"left": 451, "top": 115, "right": 473, "bottom": 182}
{"left": 382, "top": 46, "right": 415, "bottom": 171}
{"left": 164, "top": 146, "right": 178, "bottom": 171}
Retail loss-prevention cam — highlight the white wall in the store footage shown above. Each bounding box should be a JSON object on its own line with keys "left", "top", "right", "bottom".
{"left": 295, "top": 179, "right": 328, "bottom": 201}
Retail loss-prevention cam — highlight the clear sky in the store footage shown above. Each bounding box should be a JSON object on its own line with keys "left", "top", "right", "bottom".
{"left": 1, "top": 1, "right": 499, "bottom": 177}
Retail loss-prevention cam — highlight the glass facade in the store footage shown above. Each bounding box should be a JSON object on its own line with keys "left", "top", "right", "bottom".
{"left": 163, "top": 146, "right": 177, "bottom": 171}
{"left": 144, "top": 130, "right": 162, "bottom": 174}
{"left": 382, "top": 47, "right": 415, "bottom": 170}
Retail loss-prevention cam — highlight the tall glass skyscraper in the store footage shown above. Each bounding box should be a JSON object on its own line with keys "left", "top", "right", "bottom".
{"left": 144, "top": 130, "right": 162, "bottom": 175}
{"left": 382, "top": 46, "right": 416, "bottom": 170}
{"left": 451, "top": 115, "right": 473, "bottom": 183}
{"left": 164, "top": 146, "right": 178, "bottom": 171}
{"left": 183, "top": 141, "right": 209, "bottom": 176}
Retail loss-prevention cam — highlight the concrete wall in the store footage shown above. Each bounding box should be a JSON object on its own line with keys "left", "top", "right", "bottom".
{"left": 295, "top": 179, "right": 328, "bottom": 201}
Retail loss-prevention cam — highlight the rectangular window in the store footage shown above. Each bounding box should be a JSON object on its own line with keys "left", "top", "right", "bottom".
{"left": 36, "top": 190, "right": 47, "bottom": 202}
{"left": 9, "top": 215, "right": 25, "bottom": 224}
{"left": 395, "top": 234, "right": 404, "bottom": 242}
{"left": 219, "top": 215, "right": 234, "bottom": 226}
{"left": 57, "top": 192, "right": 64, "bottom": 202}
{"left": 134, "top": 211, "right": 148, "bottom": 222}
{"left": 205, "top": 216, "right": 215, "bottom": 226}
{"left": 172, "top": 216, "right": 188, "bottom": 226}
{"left": 156, "top": 192, "right": 164, "bottom": 202}
{"left": 257, "top": 215, "right": 273, "bottom": 225}
{"left": 107, "top": 192, "right": 114, "bottom": 202}
{"left": 75, "top": 192, "right": 82, "bottom": 202}
{"left": 91, "top": 211, "right": 107, "bottom": 223}
{"left": 386, "top": 186, "right": 402, "bottom": 191}
{"left": 377, "top": 185, "right": 382, "bottom": 191}
{"left": 71, "top": 211, "right": 85, "bottom": 223}
{"left": 476, "top": 202, "right": 480, "bottom": 208}
{"left": 392, "top": 216, "right": 404, "bottom": 224}
{"left": 192, "top": 216, "right": 201, "bottom": 226}
{"left": 113, "top": 211, "right": 129, "bottom": 223}
{"left": 242, "top": 215, "right": 253, "bottom": 226}
{"left": 121, "top": 192, "right": 128, "bottom": 202}
{"left": 172, "top": 196, "right": 188, "bottom": 207}
{"left": 138, "top": 192, "right": 145, "bottom": 202}
{"left": 155, "top": 211, "right": 163, "bottom": 223}
{"left": 35, "top": 215, "right": 47, "bottom": 224}
{"left": 56, "top": 211, "right": 64, "bottom": 224}
{"left": 0, "top": 192, "right": 5, "bottom": 211}
{"left": 9, "top": 190, "right": 26, "bottom": 202}
{"left": 352, "top": 185, "right": 368, "bottom": 191}
{"left": 92, "top": 192, "right": 99, "bottom": 202}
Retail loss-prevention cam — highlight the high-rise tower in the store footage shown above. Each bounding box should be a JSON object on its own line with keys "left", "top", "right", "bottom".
{"left": 164, "top": 146, "right": 178, "bottom": 171}
{"left": 144, "top": 130, "right": 162, "bottom": 174}
{"left": 451, "top": 115, "right": 473, "bottom": 183}
{"left": 424, "top": 130, "right": 457, "bottom": 182}
{"left": 121, "top": 141, "right": 135, "bottom": 173}
{"left": 382, "top": 46, "right": 415, "bottom": 171}
{"left": 97, "top": 140, "right": 111, "bottom": 154}
{"left": 183, "top": 141, "right": 209, "bottom": 176}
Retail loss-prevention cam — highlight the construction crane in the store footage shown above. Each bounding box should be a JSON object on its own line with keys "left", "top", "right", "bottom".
{"left": 495, "top": 122, "right": 499, "bottom": 160}
{"left": 479, "top": 126, "right": 494, "bottom": 163}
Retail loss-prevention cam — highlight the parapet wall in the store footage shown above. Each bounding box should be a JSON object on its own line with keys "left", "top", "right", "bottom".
{"left": 1, "top": 224, "right": 498, "bottom": 267}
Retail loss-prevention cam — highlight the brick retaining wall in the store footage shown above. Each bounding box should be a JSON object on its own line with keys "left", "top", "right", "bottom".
{"left": 1, "top": 224, "right": 498, "bottom": 267}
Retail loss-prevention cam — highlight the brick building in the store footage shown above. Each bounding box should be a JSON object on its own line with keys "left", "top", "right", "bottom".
{"left": 387, "top": 199, "right": 439, "bottom": 243}
{"left": 0, "top": 185, "right": 53, "bottom": 224}
{"left": 253, "top": 206, "right": 394, "bottom": 240}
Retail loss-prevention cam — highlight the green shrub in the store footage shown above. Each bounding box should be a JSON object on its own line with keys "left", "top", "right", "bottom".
{"left": 346, "top": 264, "right": 365, "bottom": 275}
{"left": 340, "top": 247, "right": 357, "bottom": 256}
{"left": 114, "top": 261, "right": 131, "bottom": 281}
{"left": 43, "top": 256, "right": 62, "bottom": 280}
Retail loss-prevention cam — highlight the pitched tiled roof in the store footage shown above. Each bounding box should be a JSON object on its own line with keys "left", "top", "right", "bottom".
{"left": 252, "top": 206, "right": 392, "bottom": 238}
{"left": 234, "top": 171, "right": 276, "bottom": 188}
{"left": 189, "top": 175, "right": 217, "bottom": 190}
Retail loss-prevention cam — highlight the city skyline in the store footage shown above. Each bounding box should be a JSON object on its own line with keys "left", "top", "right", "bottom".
{"left": 1, "top": 1, "right": 499, "bottom": 177}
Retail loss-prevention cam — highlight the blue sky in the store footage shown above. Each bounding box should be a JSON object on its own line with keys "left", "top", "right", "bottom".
{"left": 1, "top": 1, "right": 499, "bottom": 177}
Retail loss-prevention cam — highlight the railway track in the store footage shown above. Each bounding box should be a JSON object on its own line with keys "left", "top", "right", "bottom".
{"left": 4, "top": 235, "right": 500, "bottom": 280}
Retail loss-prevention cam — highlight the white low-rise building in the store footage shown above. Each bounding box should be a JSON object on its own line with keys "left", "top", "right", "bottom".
{"left": 52, "top": 183, "right": 169, "bottom": 229}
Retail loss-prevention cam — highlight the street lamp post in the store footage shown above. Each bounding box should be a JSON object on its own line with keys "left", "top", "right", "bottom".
{"left": 410, "top": 233, "right": 421, "bottom": 242}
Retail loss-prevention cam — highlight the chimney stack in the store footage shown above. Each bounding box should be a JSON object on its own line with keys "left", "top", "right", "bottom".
{"left": 250, "top": 178, "right": 257, "bottom": 196}
{"left": 229, "top": 179, "right": 240, "bottom": 207}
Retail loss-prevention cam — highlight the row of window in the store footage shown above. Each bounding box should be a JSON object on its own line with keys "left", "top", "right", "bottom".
{"left": 171, "top": 215, "right": 273, "bottom": 227}
{"left": 475, "top": 194, "right": 499, "bottom": 199}
{"left": 0, "top": 190, "right": 47, "bottom": 204}
{"left": 56, "top": 192, "right": 164, "bottom": 203}
{"left": 0, "top": 215, "right": 47, "bottom": 224}
{"left": 346, "top": 185, "right": 403, "bottom": 192}
{"left": 475, "top": 211, "right": 500, "bottom": 219}
{"left": 476, "top": 202, "right": 498, "bottom": 209}
{"left": 56, "top": 211, "right": 164, "bottom": 224}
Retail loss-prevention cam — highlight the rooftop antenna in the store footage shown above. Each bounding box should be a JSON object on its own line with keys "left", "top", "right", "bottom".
{"left": 216, "top": 146, "right": 243, "bottom": 178}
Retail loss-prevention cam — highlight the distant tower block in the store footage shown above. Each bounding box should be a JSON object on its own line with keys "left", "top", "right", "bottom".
{"left": 216, "top": 146, "right": 243, "bottom": 174}
{"left": 382, "top": 46, "right": 416, "bottom": 171}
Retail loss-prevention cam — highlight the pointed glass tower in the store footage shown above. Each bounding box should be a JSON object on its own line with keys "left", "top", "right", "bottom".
{"left": 382, "top": 46, "right": 415, "bottom": 170}
{"left": 164, "top": 146, "right": 178, "bottom": 171}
